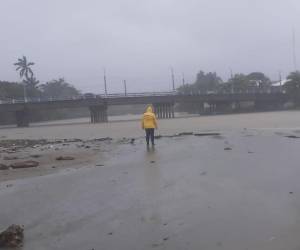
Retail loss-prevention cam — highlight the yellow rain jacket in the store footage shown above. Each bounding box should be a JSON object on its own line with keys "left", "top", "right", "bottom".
{"left": 141, "top": 106, "right": 158, "bottom": 129}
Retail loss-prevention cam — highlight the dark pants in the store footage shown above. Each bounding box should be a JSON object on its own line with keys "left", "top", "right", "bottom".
{"left": 145, "top": 128, "right": 155, "bottom": 145}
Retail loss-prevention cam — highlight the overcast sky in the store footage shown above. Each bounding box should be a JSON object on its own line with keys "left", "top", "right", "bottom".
{"left": 1, "top": 0, "right": 300, "bottom": 93}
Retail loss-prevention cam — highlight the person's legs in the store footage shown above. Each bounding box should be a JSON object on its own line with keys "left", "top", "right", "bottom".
{"left": 150, "top": 128, "right": 155, "bottom": 145}
{"left": 145, "top": 129, "right": 150, "bottom": 145}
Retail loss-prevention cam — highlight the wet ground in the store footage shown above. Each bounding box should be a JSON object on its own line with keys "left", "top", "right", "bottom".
{"left": 1, "top": 129, "right": 300, "bottom": 249}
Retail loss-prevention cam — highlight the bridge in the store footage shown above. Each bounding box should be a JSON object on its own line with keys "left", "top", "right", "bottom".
{"left": 0, "top": 92, "right": 289, "bottom": 127}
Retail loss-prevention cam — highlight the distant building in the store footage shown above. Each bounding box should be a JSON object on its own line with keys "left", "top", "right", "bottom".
{"left": 271, "top": 79, "right": 288, "bottom": 93}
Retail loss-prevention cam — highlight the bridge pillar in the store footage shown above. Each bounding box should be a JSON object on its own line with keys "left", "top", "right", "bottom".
{"left": 162, "top": 104, "right": 166, "bottom": 118}
{"left": 89, "top": 105, "right": 108, "bottom": 123}
{"left": 153, "top": 103, "right": 175, "bottom": 119}
{"left": 198, "top": 102, "right": 204, "bottom": 115}
{"left": 171, "top": 104, "right": 175, "bottom": 118}
{"left": 154, "top": 103, "right": 160, "bottom": 119}
{"left": 15, "top": 108, "right": 30, "bottom": 127}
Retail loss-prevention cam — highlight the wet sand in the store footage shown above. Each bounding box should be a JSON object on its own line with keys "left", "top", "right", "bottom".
{"left": 1, "top": 111, "right": 300, "bottom": 249}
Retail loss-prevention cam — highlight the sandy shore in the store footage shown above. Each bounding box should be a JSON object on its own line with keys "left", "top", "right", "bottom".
{"left": 1, "top": 111, "right": 300, "bottom": 249}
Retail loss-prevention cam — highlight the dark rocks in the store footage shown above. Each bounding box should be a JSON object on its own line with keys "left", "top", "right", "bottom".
{"left": 178, "top": 132, "right": 193, "bottom": 136}
{"left": 0, "top": 224, "right": 24, "bottom": 248}
{"left": 3, "top": 156, "right": 19, "bottom": 160}
{"left": 194, "top": 133, "right": 221, "bottom": 137}
{"left": 56, "top": 156, "right": 75, "bottom": 161}
{"left": 118, "top": 138, "right": 136, "bottom": 144}
{"left": 91, "top": 137, "right": 112, "bottom": 142}
{"left": 285, "top": 135, "right": 300, "bottom": 139}
{"left": 0, "top": 164, "right": 8, "bottom": 170}
{"left": 63, "top": 138, "right": 82, "bottom": 143}
{"left": 10, "top": 161, "right": 39, "bottom": 169}
{"left": 224, "top": 147, "right": 232, "bottom": 151}
{"left": 30, "top": 154, "right": 41, "bottom": 158}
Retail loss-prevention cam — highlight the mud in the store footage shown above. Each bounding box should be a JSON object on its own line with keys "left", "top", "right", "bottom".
{"left": 1, "top": 131, "right": 300, "bottom": 249}
{"left": 1, "top": 112, "right": 300, "bottom": 249}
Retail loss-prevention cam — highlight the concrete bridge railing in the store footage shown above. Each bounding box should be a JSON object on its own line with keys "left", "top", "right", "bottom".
{"left": 0, "top": 92, "right": 290, "bottom": 127}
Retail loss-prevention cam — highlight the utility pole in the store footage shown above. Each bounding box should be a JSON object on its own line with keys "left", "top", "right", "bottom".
{"left": 293, "top": 28, "right": 298, "bottom": 71}
{"left": 229, "top": 68, "right": 234, "bottom": 93}
{"left": 103, "top": 68, "right": 107, "bottom": 96}
{"left": 182, "top": 73, "right": 185, "bottom": 86}
{"left": 279, "top": 71, "right": 282, "bottom": 86}
{"left": 123, "top": 80, "right": 127, "bottom": 96}
{"left": 171, "top": 67, "right": 175, "bottom": 91}
{"left": 229, "top": 68, "right": 233, "bottom": 79}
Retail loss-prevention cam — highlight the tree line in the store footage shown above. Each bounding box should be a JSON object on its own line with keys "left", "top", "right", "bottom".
{"left": 0, "top": 56, "right": 86, "bottom": 124}
{"left": 177, "top": 70, "right": 300, "bottom": 98}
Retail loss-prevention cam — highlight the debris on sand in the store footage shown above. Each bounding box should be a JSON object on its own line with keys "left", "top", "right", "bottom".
{"left": 224, "top": 147, "right": 232, "bottom": 151}
{"left": 30, "top": 154, "right": 41, "bottom": 158}
{"left": 56, "top": 156, "right": 75, "bottom": 161}
{"left": 150, "top": 161, "right": 156, "bottom": 164}
{"left": 155, "top": 132, "right": 193, "bottom": 139}
{"left": 0, "top": 224, "right": 24, "bottom": 248}
{"left": 285, "top": 135, "right": 300, "bottom": 139}
{"left": 177, "top": 132, "right": 193, "bottom": 136}
{"left": 90, "top": 137, "right": 112, "bottom": 142}
{"left": 3, "top": 156, "right": 19, "bottom": 160}
{"left": 194, "top": 133, "right": 221, "bottom": 137}
{"left": 63, "top": 138, "right": 82, "bottom": 143}
{"left": 0, "top": 164, "right": 9, "bottom": 170}
{"left": 10, "top": 161, "right": 39, "bottom": 169}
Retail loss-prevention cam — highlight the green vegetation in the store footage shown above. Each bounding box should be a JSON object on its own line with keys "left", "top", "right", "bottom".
{"left": 0, "top": 57, "right": 84, "bottom": 124}
{"left": 285, "top": 71, "right": 300, "bottom": 104}
{"left": 177, "top": 71, "right": 271, "bottom": 95}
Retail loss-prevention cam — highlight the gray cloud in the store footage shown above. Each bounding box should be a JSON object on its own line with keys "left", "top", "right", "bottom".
{"left": 1, "top": 0, "right": 300, "bottom": 93}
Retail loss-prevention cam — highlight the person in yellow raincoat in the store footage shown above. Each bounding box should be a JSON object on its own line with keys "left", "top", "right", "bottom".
{"left": 141, "top": 105, "right": 158, "bottom": 146}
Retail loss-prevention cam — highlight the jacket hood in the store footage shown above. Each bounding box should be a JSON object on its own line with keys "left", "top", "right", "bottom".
{"left": 146, "top": 106, "right": 153, "bottom": 113}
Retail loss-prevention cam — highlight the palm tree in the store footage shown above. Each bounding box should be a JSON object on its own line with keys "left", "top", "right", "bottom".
{"left": 14, "top": 56, "right": 34, "bottom": 80}
{"left": 14, "top": 56, "right": 36, "bottom": 101}
{"left": 23, "top": 75, "right": 39, "bottom": 87}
